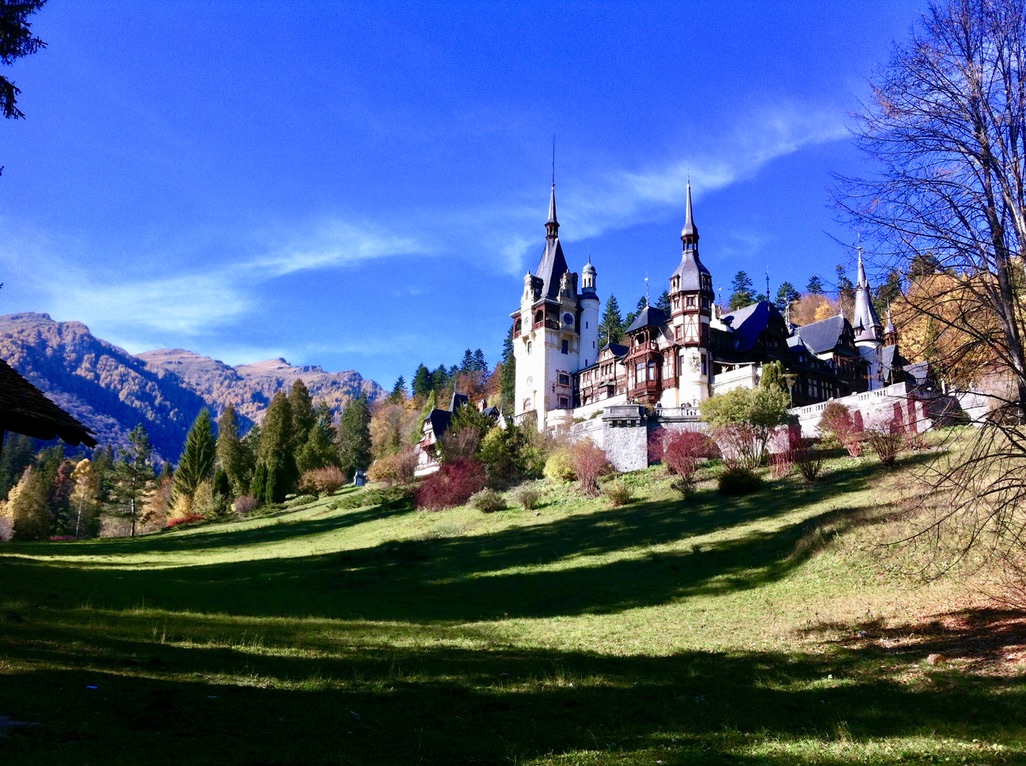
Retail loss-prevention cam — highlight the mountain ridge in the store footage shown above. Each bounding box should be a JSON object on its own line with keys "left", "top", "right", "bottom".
{"left": 0, "top": 313, "right": 383, "bottom": 462}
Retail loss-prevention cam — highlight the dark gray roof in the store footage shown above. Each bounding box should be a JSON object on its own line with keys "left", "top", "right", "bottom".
{"left": 625, "top": 305, "right": 669, "bottom": 334}
{"left": 424, "top": 409, "right": 452, "bottom": 439}
{"left": 794, "top": 314, "right": 847, "bottom": 355}
{"left": 601, "top": 343, "right": 629, "bottom": 358}
{"left": 0, "top": 359, "right": 97, "bottom": 447}
{"left": 720, "top": 301, "right": 775, "bottom": 353}
{"left": 669, "top": 251, "right": 711, "bottom": 292}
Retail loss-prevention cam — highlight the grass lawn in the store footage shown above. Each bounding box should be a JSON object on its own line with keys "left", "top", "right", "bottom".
{"left": 1, "top": 448, "right": 1023, "bottom": 764}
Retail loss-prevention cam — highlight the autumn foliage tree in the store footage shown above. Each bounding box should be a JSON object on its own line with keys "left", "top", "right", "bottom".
{"left": 839, "top": 0, "right": 1026, "bottom": 571}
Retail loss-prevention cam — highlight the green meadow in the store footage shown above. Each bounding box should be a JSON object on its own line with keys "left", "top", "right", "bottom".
{"left": 1, "top": 450, "right": 1023, "bottom": 765}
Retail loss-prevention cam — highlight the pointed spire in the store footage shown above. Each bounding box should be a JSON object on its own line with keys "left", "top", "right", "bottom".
{"left": 681, "top": 177, "right": 699, "bottom": 248}
{"left": 545, "top": 183, "right": 560, "bottom": 241}
{"left": 856, "top": 245, "right": 869, "bottom": 288}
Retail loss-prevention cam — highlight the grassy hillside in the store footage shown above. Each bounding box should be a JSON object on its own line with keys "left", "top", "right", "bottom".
{"left": 0, "top": 449, "right": 1023, "bottom": 765}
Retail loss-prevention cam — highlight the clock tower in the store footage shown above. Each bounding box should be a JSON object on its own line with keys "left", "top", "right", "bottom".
{"left": 511, "top": 184, "right": 587, "bottom": 430}
{"left": 667, "top": 181, "right": 713, "bottom": 406}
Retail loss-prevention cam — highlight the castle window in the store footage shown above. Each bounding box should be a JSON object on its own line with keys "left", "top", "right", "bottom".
{"left": 558, "top": 373, "right": 570, "bottom": 386}
{"left": 686, "top": 296, "right": 696, "bottom": 308}
{"left": 523, "top": 398, "right": 532, "bottom": 410}
{"left": 526, "top": 341, "right": 532, "bottom": 354}
{"left": 514, "top": 318, "right": 522, "bottom": 336}
{"left": 561, "top": 339, "right": 569, "bottom": 354}
{"left": 701, "top": 353, "right": 707, "bottom": 376}
{"left": 558, "top": 396, "right": 569, "bottom": 408}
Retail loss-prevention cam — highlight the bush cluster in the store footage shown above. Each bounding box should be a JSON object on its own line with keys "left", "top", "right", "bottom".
{"left": 414, "top": 458, "right": 486, "bottom": 510}
{"left": 470, "top": 488, "right": 507, "bottom": 513}
{"left": 717, "top": 466, "right": 762, "bottom": 496}
{"left": 514, "top": 486, "right": 541, "bottom": 511}
{"left": 298, "top": 466, "right": 348, "bottom": 497}
{"left": 663, "top": 430, "right": 717, "bottom": 498}
{"left": 604, "top": 478, "right": 633, "bottom": 507}
{"left": 569, "top": 440, "right": 613, "bottom": 497}
{"left": 543, "top": 449, "right": 576, "bottom": 484}
{"left": 368, "top": 448, "right": 418, "bottom": 486}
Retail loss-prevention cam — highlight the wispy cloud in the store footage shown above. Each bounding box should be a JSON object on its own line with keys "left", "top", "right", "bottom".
{"left": 560, "top": 102, "right": 849, "bottom": 243}
{"left": 250, "top": 217, "right": 429, "bottom": 278}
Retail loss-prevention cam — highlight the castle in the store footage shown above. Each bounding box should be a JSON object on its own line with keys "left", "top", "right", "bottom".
{"left": 510, "top": 182, "right": 916, "bottom": 431}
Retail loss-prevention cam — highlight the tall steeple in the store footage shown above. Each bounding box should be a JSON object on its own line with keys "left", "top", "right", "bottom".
{"left": 681, "top": 178, "right": 699, "bottom": 251}
{"left": 852, "top": 246, "right": 884, "bottom": 345}
{"left": 546, "top": 183, "right": 559, "bottom": 240}
{"left": 671, "top": 179, "right": 711, "bottom": 293}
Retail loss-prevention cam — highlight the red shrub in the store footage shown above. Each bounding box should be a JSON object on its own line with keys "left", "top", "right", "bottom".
{"left": 234, "top": 495, "right": 260, "bottom": 516}
{"left": 647, "top": 425, "right": 666, "bottom": 465}
{"left": 663, "top": 430, "right": 716, "bottom": 496}
{"left": 569, "top": 440, "right": 613, "bottom": 497}
{"left": 818, "top": 402, "right": 864, "bottom": 457}
{"left": 415, "top": 458, "right": 486, "bottom": 510}
{"left": 166, "top": 514, "right": 204, "bottom": 528}
{"left": 713, "top": 423, "right": 763, "bottom": 470}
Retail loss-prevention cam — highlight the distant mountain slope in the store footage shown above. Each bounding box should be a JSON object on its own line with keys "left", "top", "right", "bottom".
{"left": 0, "top": 313, "right": 208, "bottom": 461}
{"left": 139, "top": 350, "right": 383, "bottom": 423}
{"left": 0, "top": 313, "right": 384, "bottom": 462}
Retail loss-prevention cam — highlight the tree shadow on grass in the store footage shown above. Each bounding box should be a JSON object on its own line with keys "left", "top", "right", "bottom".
{"left": 0, "top": 457, "right": 909, "bottom": 623}
{"left": 0, "top": 610, "right": 1022, "bottom": 765}
{"left": 0, "top": 502, "right": 872, "bottom": 623}
{"left": 7, "top": 497, "right": 417, "bottom": 558}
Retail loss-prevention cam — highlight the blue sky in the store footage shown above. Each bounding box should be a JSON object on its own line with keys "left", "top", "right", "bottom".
{"left": 0, "top": 0, "right": 926, "bottom": 390}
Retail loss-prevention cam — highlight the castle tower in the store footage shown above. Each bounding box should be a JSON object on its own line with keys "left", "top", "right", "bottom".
{"left": 579, "top": 257, "right": 600, "bottom": 369}
{"left": 883, "top": 304, "right": 898, "bottom": 346}
{"left": 852, "top": 248, "right": 884, "bottom": 348}
{"left": 511, "top": 184, "right": 583, "bottom": 430}
{"left": 667, "top": 181, "right": 714, "bottom": 406}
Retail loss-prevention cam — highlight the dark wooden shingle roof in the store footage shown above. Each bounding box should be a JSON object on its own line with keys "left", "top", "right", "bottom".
{"left": 0, "top": 358, "right": 97, "bottom": 447}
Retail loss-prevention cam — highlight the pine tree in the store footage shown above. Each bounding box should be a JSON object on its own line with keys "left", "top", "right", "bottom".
{"left": 297, "top": 402, "right": 340, "bottom": 473}
{"left": 338, "top": 395, "right": 372, "bottom": 481}
{"left": 775, "top": 282, "right": 800, "bottom": 312}
{"left": 255, "top": 392, "right": 297, "bottom": 504}
{"left": 728, "top": 271, "right": 756, "bottom": 310}
{"left": 472, "top": 348, "right": 488, "bottom": 373}
{"left": 173, "top": 409, "right": 216, "bottom": 502}
{"left": 806, "top": 275, "right": 825, "bottom": 294}
{"left": 500, "top": 325, "right": 516, "bottom": 416}
{"left": 288, "top": 379, "right": 316, "bottom": 452}
{"left": 599, "top": 295, "right": 625, "bottom": 347}
{"left": 112, "top": 425, "right": 155, "bottom": 537}
{"left": 411, "top": 364, "right": 432, "bottom": 398}
{"left": 655, "top": 290, "right": 671, "bottom": 314}
{"left": 388, "top": 376, "right": 407, "bottom": 403}
{"left": 216, "top": 404, "right": 248, "bottom": 497}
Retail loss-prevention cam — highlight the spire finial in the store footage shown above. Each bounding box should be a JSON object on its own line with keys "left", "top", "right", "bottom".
{"left": 546, "top": 142, "right": 558, "bottom": 238}
{"left": 645, "top": 276, "right": 650, "bottom": 308}
{"left": 681, "top": 178, "right": 699, "bottom": 246}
